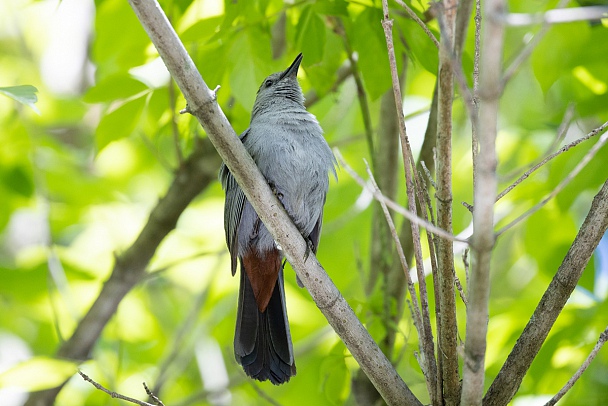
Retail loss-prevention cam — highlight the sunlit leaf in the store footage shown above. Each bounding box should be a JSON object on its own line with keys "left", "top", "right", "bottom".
{"left": 0, "top": 357, "right": 76, "bottom": 391}
{"left": 84, "top": 74, "right": 148, "bottom": 103}
{"left": 0, "top": 85, "right": 39, "bottom": 114}
{"left": 314, "top": 0, "right": 349, "bottom": 17}
{"left": 295, "top": 6, "right": 326, "bottom": 66}
{"left": 228, "top": 28, "right": 273, "bottom": 109}
{"left": 532, "top": 22, "right": 590, "bottom": 93}
{"left": 349, "top": 8, "right": 393, "bottom": 99}
{"left": 95, "top": 97, "right": 146, "bottom": 152}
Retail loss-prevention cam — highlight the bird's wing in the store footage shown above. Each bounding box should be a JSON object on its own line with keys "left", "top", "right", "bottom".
{"left": 294, "top": 194, "right": 326, "bottom": 288}
{"left": 219, "top": 129, "right": 249, "bottom": 276}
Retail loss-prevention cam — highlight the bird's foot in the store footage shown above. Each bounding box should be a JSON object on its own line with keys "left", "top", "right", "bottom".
{"left": 303, "top": 237, "right": 315, "bottom": 262}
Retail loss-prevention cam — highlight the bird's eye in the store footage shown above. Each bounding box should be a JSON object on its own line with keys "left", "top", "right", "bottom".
{"left": 264, "top": 79, "right": 273, "bottom": 88}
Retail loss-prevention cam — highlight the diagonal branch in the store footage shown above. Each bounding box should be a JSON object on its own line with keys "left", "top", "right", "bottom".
{"left": 496, "top": 121, "right": 608, "bottom": 203}
{"left": 484, "top": 178, "right": 608, "bottom": 406}
{"left": 127, "top": 0, "right": 421, "bottom": 404}
{"left": 544, "top": 326, "right": 608, "bottom": 406}
{"left": 497, "top": 128, "right": 608, "bottom": 237}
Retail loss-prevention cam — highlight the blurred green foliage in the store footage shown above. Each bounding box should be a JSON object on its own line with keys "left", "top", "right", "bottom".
{"left": 0, "top": 0, "right": 607, "bottom": 405}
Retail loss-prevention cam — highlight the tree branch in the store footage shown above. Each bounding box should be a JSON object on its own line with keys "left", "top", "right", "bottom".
{"left": 496, "top": 120, "right": 608, "bottom": 203}
{"left": 434, "top": 0, "right": 460, "bottom": 404}
{"left": 394, "top": 0, "right": 440, "bottom": 48}
{"left": 127, "top": 0, "right": 420, "bottom": 404}
{"left": 497, "top": 127, "right": 608, "bottom": 237}
{"left": 484, "top": 178, "right": 608, "bottom": 406}
{"left": 460, "top": 1, "right": 505, "bottom": 404}
{"left": 336, "top": 151, "right": 467, "bottom": 244}
{"left": 381, "top": 4, "right": 439, "bottom": 403}
{"left": 79, "top": 371, "right": 163, "bottom": 406}
{"left": 544, "top": 326, "right": 608, "bottom": 406}
{"left": 502, "top": 6, "right": 608, "bottom": 26}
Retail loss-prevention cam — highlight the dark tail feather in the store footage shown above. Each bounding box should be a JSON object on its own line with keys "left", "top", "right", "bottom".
{"left": 234, "top": 266, "right": 296, "bottom": 384}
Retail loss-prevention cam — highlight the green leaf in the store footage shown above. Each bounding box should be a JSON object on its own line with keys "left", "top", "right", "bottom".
{"left": 400, "top": 18, "right": 439, "bottom": 76}
{"left": 0, "top": 85, "right": 39, "bottom": 114}
{"left": 180, "top": 15, "right": 224, "bottom": 44}
{"left": 304, "top": 32, "right": 344, "bottom": 97}
{"left": 349, "top": 8, "right": 393, "bottom": 99}
{"left": 295, "top": 6, "right": 326, "bottom": 65}
{"left": 95, "top": 97, "right": 146, "bottom": 152}
{"left": 83, "top": 74, "right": 148, "bottom": 103}
{"left": 228, "top": 28, "right": 273, "bottom": 109}
{"left": 532, "top": 22, "right": 590, "bottom": 93}
{"left": 1, "top": 165, "right": 34, "bottom": 197}
{"left": 314, "top": 0, "right": 349, "bottom": 16}
{"left": 319, "top": 341, "right": 350, "bottom": 405}
{"left": 93, "top": 0, "right": 150, "bottom": 77}
{"left": 0, "top": 357, "right": 77, "bottom": 391}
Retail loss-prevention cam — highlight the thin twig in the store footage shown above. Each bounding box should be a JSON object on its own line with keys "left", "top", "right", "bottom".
{"left": 497, "top": 127, "right": 608, "bottom": 236}
{"left": 415, "top": 168, "right": 443, "bottom": 406}
{"left": 394, "top": 0, "right": 440, "bottom": 48}
{"left": 79, "top": 371, "right": 158, "bottom": 406}
{"left": 246, "top": 380, "right": 285, "bottom": 406}
{"left": 421, "top": 161, "right": 436, "bottom": 190}
{"left": 547, "top": 103, "right": 575, "bottom": 155}
{"left": 463, "top": 248, "right": 470, "bottom": 298}
{"left": 168, "top": 79, "right": 184, "bottom": 165}
{"left": 500, "top": 102, "right": 575, "bottom": 181}
{"left": 471, "top": 0, "right": 481, "bottom": 194}
{"left": 336, "top": 150, "right": 467, "bottom": 244}
{"left": 364, "top": 162, "right": 425, "bottom": 353}
{"left": 496, "top": 120, "right": 608, "bottom": 202}
{"left": 503, "top": 6, "right": 608, "bottom": 26}
{"left": 143, "top": 382, "right": 166, "bottom": 406}
{"left": 544, "top": 326, "right": 608, "bottom": 406}
{"left": 455, "top": 270, "right": 468, "bottom": 306}
{"left": 380, "top": 6, "right": 439, "bottom": 400}
{"left": 432, "top": 2, "right": 476, "bottom": 125}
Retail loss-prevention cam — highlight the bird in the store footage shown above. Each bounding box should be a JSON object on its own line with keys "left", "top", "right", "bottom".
{"left": 219, "top": 53, "right": 336, "bottom": 384}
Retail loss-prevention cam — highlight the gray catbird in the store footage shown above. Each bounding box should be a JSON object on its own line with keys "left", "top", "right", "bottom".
{"left": 219, "top": 53, "right": 336, "bottom": 384}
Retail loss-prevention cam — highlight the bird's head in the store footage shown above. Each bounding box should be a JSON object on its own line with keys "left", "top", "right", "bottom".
{"left": 251, "top": 53, "right": 305, "bottom": 118}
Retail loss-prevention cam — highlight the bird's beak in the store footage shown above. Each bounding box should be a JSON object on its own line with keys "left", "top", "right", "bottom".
{"left": 280, "top": 53, "right": 303, "bottom": 80}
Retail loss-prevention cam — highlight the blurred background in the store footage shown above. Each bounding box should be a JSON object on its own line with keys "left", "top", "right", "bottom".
{"left": 0, "top": 0, "right": 607, "bottom": 405}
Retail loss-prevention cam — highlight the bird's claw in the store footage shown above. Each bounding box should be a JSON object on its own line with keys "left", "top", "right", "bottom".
{"left": 303, "top": 237, "right": 315, "bottom": 262}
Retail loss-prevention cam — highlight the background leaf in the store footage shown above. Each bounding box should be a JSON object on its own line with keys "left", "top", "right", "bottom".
{"left": 0, "top": 85, "right": 39, "bottom": 113}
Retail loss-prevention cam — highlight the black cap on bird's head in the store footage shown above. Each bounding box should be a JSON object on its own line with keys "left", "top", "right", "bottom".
{"left": 252, "top": 54, "right": 306, "bottom": 117}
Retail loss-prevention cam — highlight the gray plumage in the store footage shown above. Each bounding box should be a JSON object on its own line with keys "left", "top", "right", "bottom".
{"left": 219, "top": 53, "right": 336, "bottom": 384}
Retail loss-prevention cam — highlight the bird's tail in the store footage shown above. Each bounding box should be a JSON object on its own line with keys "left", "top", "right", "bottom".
{"left": 234, "top": 264, "right": 296, "bottom": 384}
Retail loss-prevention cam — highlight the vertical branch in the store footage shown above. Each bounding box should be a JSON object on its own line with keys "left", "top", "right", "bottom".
{"left": 372, "top": 73, "right": 406, "bottom": 351}
{"left": 168, "top": 79, "right": 184, "bottom": 165}
{"left": 381, "top": 2, "right": 438, "bottom": 403}
{"left": 460, "top": 0, "right": 505, "bottom": 405}
{"left": 354, "top": 70, "right": 405, "bottom": 406}
{"left": 434, "top": 1, "right": 460, "bottom": 404}
{"left": 471, "top": 0, "right": 482, "bottom": 194}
